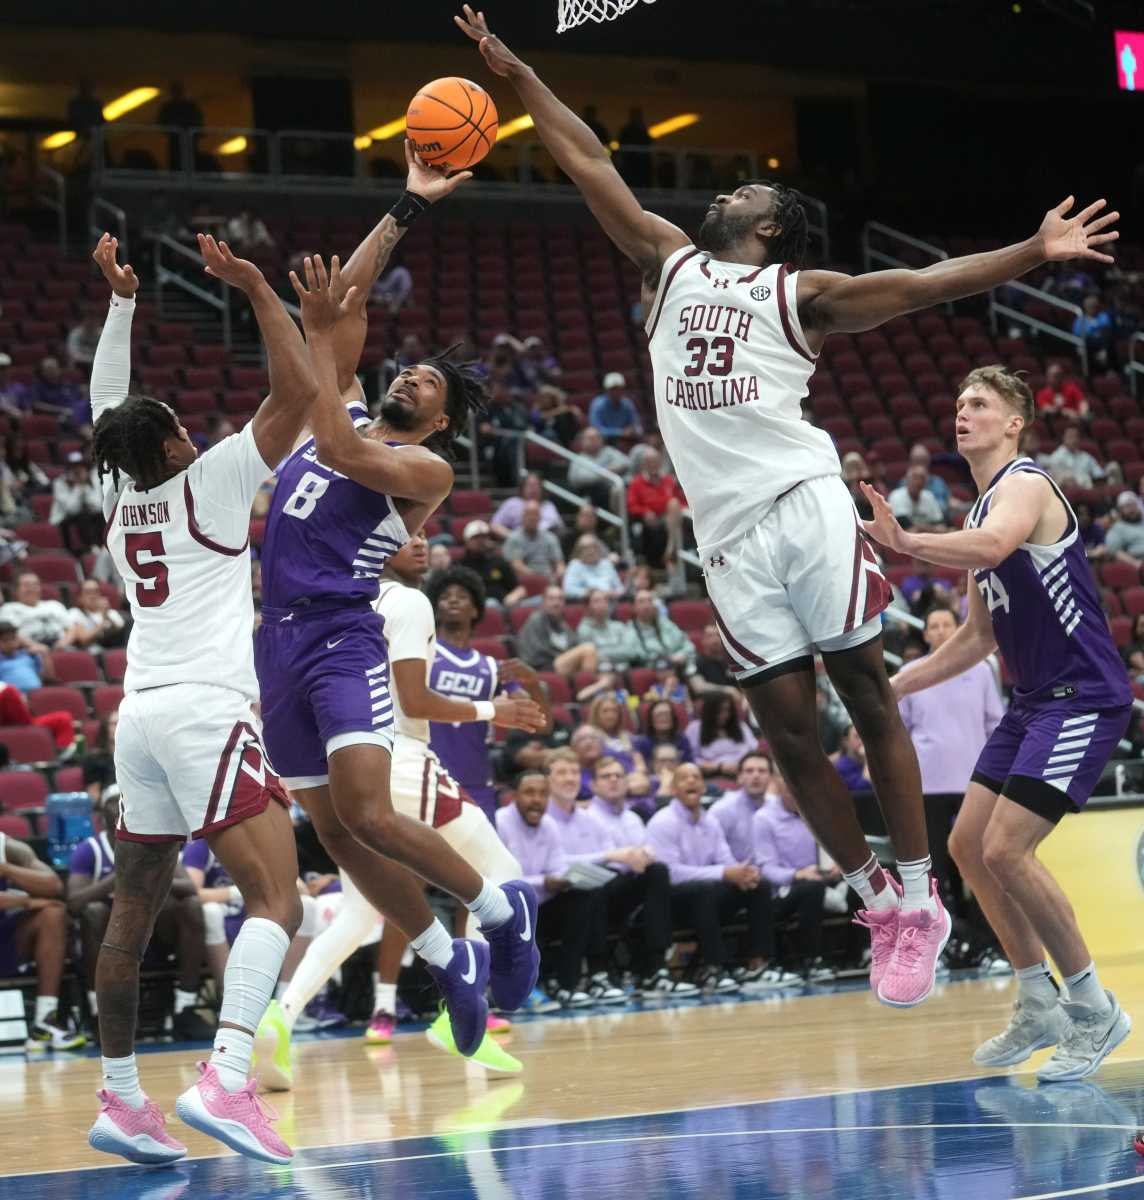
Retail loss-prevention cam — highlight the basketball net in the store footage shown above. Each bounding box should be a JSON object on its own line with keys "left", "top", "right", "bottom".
{"left": 557, "top": 0, "right": 656, "bottom": 33}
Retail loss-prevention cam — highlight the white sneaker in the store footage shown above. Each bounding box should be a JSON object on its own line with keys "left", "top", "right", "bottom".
{"left": 742, "top": 968, "right": 803, "bottom": 992}
{"left": 586, "top": 973, "right": 627, "bottom": 1005}
{"left": 556, "top": 988, "right": 593, "bottom": 1009}
{"left": 973, "top": 996, "right": 1067, "bottom": 1067}
{"left": 1036, "top": 991, "right": 1132, "bottom": 1083}
{"left": 701, "top": 971, "right": 740, "bottom": 994}
{"left": 639, "top": 968, "right": 700, "bottom": 998}
{"left": 823, "top": 882, "right": 849, "bottom": 915}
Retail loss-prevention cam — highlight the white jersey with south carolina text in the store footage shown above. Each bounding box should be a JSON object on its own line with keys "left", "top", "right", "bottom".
{"left": 373, "top": 579, "right": 435, "bottom": 743}
{"left": 93, "top": 294, "right": 272, "bottom": 699}
{"left": 644, "top": 248, "right": 839, "bottom": 548}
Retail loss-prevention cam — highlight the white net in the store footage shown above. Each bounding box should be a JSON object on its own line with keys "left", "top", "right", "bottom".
{"left": 557, "top": 0, "right": 656, "bottom": 33}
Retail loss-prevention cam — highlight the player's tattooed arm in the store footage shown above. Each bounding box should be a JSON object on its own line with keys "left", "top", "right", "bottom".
{"left": 798, "top": 197, "right": 1118, "bottom": 347}
{"left": 455, "top": 4, "right": 687, "bottom": 295}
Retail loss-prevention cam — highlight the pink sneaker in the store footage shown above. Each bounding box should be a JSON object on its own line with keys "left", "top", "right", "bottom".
{"left": 486, "top": 1013, "right": 511, "bottom": 1036}
{"left": 365, "top": 1010, "right": 395, "bottom": 1045}
{"left": 88, "top": 1088, "right": 188, "bottom": 1164}
{"left": 852, "top": 874, "right": 902, "bottom": 996}
{"left": 877, "top": 879, "right": 952, "bottom": 1009}
{"left": 175, "top": 1061, "right": 293, "bottom": 1164}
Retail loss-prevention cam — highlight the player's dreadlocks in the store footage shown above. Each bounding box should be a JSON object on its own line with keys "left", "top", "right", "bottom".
{"left": 746, "top": 178, "right": 810, "bottom": 269}
{"left": 426, "top": 564, "right": 487, "bottom": 626}
{"left": 419, "top": 346, "right": 488, "bottom": 463}
{"left": 92, "top": 395, "right": 181, "bottom": 491}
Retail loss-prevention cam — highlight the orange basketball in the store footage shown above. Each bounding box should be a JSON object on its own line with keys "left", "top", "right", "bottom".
{"left": 406, "top": 77, "right": 499, "bottom": 172}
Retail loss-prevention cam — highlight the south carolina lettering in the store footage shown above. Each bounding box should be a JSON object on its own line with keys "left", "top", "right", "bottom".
{"left": 664, "top": 375, "right": 760, "bottom": 410}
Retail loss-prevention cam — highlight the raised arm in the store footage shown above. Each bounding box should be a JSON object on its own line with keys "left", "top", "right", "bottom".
{"left": 89, "top": 234, "right": 140, "bottom": 424}
{"left": 291, "top": 255, "right": 451, "bottom": 504}
{"left": 455, "top": 6, "right": 688, "bottom": 287}
{"left": 892, "top": 572, "right": 997, "bottom": 700}
{"left": 331, "top": 140, "right": 471, "bottom": 392}
{"left": 860, "top": 471, "right": 1052, "bottom": 572}
{"left": 197, "top": 234, "right": 317, "bottom": 469}
{"left": 798, "top": 197, "right": 1118, "bottom": 340}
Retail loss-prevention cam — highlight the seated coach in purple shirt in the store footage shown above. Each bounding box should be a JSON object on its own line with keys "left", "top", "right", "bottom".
{"left": 495, "top": 770, "right": 600, "bottom": 1005}
{"left": 752, "top": 773, "right": 843, "bottom": 967}
{"left": 709, "top": 750, "right": 774, "bottom": 861}
{"left": 550, "top": 750, "right": 698, "bottom": 998}
{"left": 646, "top": 763, "right": 774, "bottom": 992}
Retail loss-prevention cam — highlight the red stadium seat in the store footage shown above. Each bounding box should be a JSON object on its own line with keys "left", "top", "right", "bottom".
{"left": 23, "top": 554, "right": 81, "bottom": 584}
{"left": 0, "top": 770, "right": 48, "bottom": 811}
{"left": 0, "top": 813, "right": 33, "bottom": 839}
{"left": 537, "top": 672, "right": 572, "bottom": 704}
{"left": 27, "top": 686, "right": 86, "bottom": 720}
{"left": 1111, "top": 616, "right": 1132, "bottom": 647}
{"left": 53, "top": 766, "right": 85, "bottom": 792}
{"left": 1101, "top": 561, "right": 1140, "bottom": 590}
{"left": 13, "top": 522, "right": 63, "bottom": 550}
{"left": 0, "top": 726, "right": 57, "bottom": 764}
{"left": 102, "top": 649, "right": 127, "bottom": 683}
{"left": 450, "top": 491, "right": 493, "bottom": 517}
{"left": 519, "top": 573, "right": 549, "bottom": 598}
{"left": 474, "top": 609, "right": 507, "bottom": 637}
{"left": 668, "top": 601, "right": 713, "bottom": 631}
{"left": 49, "top": 651, "right": 101, "bottom": 685}
{"left": 92, "top": 686, "right": 124, "bottom": 719}
{"left": 627, "top": 667, "right": 658, "bottom": 696}
{"left": 1121, "top": 587, "right": 1144, "bottom": 617}
{"left": 471, "top": 637, "right": 508, "bottom": 660}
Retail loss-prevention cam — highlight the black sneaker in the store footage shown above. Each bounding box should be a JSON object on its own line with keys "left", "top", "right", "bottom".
{"left": 585, "top": 972, "right": 627, "bottom": 1005}
{"left": 639, "top": 968, "right": 700, "bottom": 998}
{"left": 26, "top": 1012, "right": 86, "bottom": 1051}
{"left": 172, "top": 1008, "right": 217, "bottom": 1042}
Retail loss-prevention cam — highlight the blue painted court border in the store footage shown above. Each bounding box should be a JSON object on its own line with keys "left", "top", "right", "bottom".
{"left": 5, "top": 1061, "right": 1143, "bottom": 1200}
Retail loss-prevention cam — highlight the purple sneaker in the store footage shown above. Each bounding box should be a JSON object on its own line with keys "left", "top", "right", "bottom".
{"left": 481, "top": 880, "right": 540, "bottom": 1013}
{"left": 426, "top": 938, "right": 489, "bottom": 1057}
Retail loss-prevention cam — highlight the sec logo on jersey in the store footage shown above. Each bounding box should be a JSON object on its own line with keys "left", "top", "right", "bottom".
{"left": 750, "top": 284, "right": 771, "bottom": 301}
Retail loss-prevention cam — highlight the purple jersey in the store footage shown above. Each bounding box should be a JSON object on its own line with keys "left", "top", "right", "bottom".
{"left": 182, "top": 839, "right": 234, "bottom": 889}
{"left": 260, "top": 411, "right": 410, "bottom": 607}
{"left": 428, "top": 641, "right": 505, "bottom": 806}
{"left": 68, "top": 832, "right": 115, "bottom": 881}
{"left": 965, "top": 458, "right": 1131, "bottom": 709}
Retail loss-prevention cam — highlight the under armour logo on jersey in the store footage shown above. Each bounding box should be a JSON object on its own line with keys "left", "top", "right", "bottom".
{"left": 711, "top": 278, "right": 729, "bottom": 290}
{"left": 708, "top": 554, "right": 727, "bottom": 568}
{"left": 750, "top": 284, "right": 772, "bottom": 301}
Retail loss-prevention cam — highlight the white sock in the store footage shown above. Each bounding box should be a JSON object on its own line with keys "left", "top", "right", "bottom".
{"left": 101, "top": 1053, "right": 145, "bottom": 1109}
{"left": 374, "top": 981, "right": 398, "bottom": 1015}
{"left": 410, "top": 918, "right": 454, "bottom": 969}
{"left": 279, "top": 874, "right": 380, "bottom": 1031}
{"left": 209, "top": 916, "right": 289, "bottom": 1091}
{"left": 897, "top": 855, "right": 936, "bottom": 912}
{"left": 87, "top": 990, "right": 99, "bottom": 1017}
{"left": 467, "top": 877, "right": 513, "bottom": 930}
{"left": 842, "top": 854, "right": 897, "bottom": 912}
{"left": 1016, "top": 960, "right": 1060, "bottom": 1006}
{"left": 1063, "top": 961, "right": 1110, "bottom": 1013}
{"left": 174, "top": 988, "right": 197, "bottom": 1015}
{"left": 35, "top": 995, "right": 58, "bottom": 1024}
{"left": 210, "top": 1026, "right": 254, "bottom": 1092}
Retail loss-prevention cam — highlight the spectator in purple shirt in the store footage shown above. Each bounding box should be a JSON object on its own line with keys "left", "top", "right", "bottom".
{"left": 833, "top": 725, "right": 872, "bottom": 791}
{"left": 19, "top": 356, "right": 90, "bottom": 427}
{"left": 633, "top": 698, "right": 693, "bottom": 768}
{"left": 685, "top": 693, "right": 759, "bottom": 781}
{"left": 645, "top": 763, "right": 774, "bottom": 992}
{"left": 709, "top": 751, "right": 774, "bottom": 861}
{"left": 752, "top": 773, "right": 845, "bottom": 968}
{"left": 494, "top": 770, "right": 600, "bottom": 1006}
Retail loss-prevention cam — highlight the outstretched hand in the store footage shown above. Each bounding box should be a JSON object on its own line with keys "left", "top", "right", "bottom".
{"left": 454, "top": 5, "right": 527, "bottom": 78}
{"left": 858, "top": 482, "right": 912, "bottom": 555}
{"left": 91, "top": 233, "right": 139, "bottom": 298}
{"left": 197, "top": 234, "right": 267, "bottom": 293}
{"left": 288, "top": 255, "right": 359, "bottom": 337}
{"left": 404, "top": 139, "right": 473, "bottom": 203}
{"left": 1038, "top": 196, "right": 1120, "bottom": 264}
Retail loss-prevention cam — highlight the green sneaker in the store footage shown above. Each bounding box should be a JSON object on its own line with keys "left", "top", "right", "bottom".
{"left": 426, "top": 1010, "right": 523, "bottom": 1074}
{"left": 252, "top": 1000, "right": 293, "bottom": 1092}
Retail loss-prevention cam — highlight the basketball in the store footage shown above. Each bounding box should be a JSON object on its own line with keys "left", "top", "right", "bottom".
{"left": 406, "top": 76, "right": 499, "bottom": 172}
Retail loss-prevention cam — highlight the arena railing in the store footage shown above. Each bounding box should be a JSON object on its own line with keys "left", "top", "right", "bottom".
{"left": 1128, "top": 332, "right": 1144, "bottom": 399}
{"left": 89, "top": 197, "right": 129, "bottom": 261}
{"left": 513, "top": 430, "right": 633, "bottom": 562}
{"left": 36, "top": 164, "right": 67, "bottom": 252}
{"left": 987, "top": 279, "right": 1087, "bottom": 376}
{"left": 861, "top": 222, "right": 951, "bottom": 314}
{"left": 150, "top": 233, "right": 233, "bottom": 348}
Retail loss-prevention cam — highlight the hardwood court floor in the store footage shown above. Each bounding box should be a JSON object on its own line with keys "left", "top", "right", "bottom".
{"left": 1, "top": 962, "right": 1141, "bottom": 1198}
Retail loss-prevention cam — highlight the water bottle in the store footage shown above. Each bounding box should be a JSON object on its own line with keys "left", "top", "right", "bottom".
{"left": 46, "top": 792, "right": 94, "bottom": 870}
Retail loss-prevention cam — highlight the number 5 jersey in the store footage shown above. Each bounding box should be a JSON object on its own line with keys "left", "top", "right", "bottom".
{"left": 964, "top": 457, "right": 1130, "bottom": 709}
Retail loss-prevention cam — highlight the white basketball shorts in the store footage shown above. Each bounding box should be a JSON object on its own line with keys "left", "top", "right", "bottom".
{"left": 698, "top": 474, "right": 892, "bottom": 681}
{"left": 115, "top": 682, "right": 288, "bottom": 843}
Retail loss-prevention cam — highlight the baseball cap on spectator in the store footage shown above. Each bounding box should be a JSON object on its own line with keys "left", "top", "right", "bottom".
{"left": 463, "top": 520, "right": 492, "bottom": 541}
{"left": 1116, "top": 491, "right": 1140, "bottom": 514}
{"left": 603, "top": 372, "right": 625, "bottom": 390}
{"left": 653, "top": 657, "right": 673, "bottom": 671}
{"left": 0, "top": 353, "right": 11, "bottom": 368}
{"left": 66, "top": 451, "right": 85, "bottom": 465}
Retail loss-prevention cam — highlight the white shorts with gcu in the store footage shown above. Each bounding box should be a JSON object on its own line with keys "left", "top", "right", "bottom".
{"left": 699, "top": 474, "right": 893, "bottom": 680}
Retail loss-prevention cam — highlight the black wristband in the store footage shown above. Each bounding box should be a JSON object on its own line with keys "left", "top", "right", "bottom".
{"left": 389, "top": 190, "right": 431, "bottom": 228}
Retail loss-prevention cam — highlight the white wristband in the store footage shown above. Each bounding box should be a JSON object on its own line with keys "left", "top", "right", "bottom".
{"left": 227, "top": 885, "right": 242, "bottom": 904}
{"left": 473, "top": 701, "right": 496, "bottom": 722}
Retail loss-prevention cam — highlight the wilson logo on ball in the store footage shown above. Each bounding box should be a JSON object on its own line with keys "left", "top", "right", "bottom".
{"left": 413, "top": 141, "right": 443, "bottom": 153}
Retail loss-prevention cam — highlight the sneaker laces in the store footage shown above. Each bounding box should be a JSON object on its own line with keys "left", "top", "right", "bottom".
{"left": 1055, "top": 1007, "right": 1107, "bottom": 1060}
{"left": 236, "top": 1077, "right": 281, "bottom": 1128}
{"left": 852, "top": 911, "right": 896, "bottom": 954}
{"left": 893, "top": 925, "right": 923, "bottom": 972}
